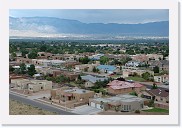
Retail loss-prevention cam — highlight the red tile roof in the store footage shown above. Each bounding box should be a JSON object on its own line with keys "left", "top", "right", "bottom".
{"left": 107, "top": 80, "right": 144, "bottom": 90}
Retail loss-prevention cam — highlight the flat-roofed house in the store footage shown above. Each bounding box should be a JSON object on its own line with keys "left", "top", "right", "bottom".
{"left": 89, "top": 94, "right": 144, "bottom": 112}
{"left": 51, "top": 88, "right": 95, "bottom": 108}
{"left": 81, "top": 75, "right": 108, "bottom": 87}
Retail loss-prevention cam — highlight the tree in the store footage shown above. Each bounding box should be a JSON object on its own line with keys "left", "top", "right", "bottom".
{"left": 27, "top": 64, "right": 36, "bottom": 76}
{"left": 77, "top": 75, "right": 82, "bottom": 81}
{"left": 79, "top": 57, "right": 90, "bottom": 64}
{"left": 40, "top": 45, "right": 47, "bottom": 52}
{"left": 28, "top": 52, "right": 38, "bottom": 59}
{"left": 100, "top": 56, "right": 109, "bottom": 65}
{"left": 153, "top": 66, "right": 159, "bottom": 73}
{"left": 20, "top": 63, "right": 26, "bottom": 74}
{"left": 141, "top": 72, "right": 151, "bottom": 80}
{"left": 152, "top": 82, "right": 158, "bottom": 89}
{"left": 93, "top": 66, "right": 97, "bottom": 72}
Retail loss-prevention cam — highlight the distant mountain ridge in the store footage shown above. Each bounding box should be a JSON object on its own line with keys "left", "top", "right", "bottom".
{"left": 9, "top": 16, "right": 169, "bottom": 37}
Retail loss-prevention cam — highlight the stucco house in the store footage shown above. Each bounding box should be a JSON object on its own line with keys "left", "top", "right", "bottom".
{"left": 10, "top": 78, "right": 52, "bottom": 93}
{"left": 81, "top": 75, "right": 108, "bottom": 87}
{"left": 97, "top": 65, "right": 120, "bottom": 74}
{"left": 154, "top": 74, "right": 169, "bottom": 83}
{"left": 51, "top": 87, "right": 95, "bottom": 108}
{"left": 89, "top": 94, "right": 144, "bottom": 112}
{"left": 107, "top": 80, "right": 146, "bottom": 95}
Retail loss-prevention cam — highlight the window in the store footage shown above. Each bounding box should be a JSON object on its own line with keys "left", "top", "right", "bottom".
{"left": 129, "top": 105, "right": 131, "bottom": 110}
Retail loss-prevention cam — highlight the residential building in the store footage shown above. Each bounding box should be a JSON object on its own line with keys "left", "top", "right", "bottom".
{"left": 52, "top": 70, "right": 80, "bottom": 81}
{"left": 131, "top": 54, "right": 149, "bottom": 62}
{"left": 107, "top": 80, "right": 146, "bottom": 95}
{"left": 51, "top": 88, "right": 95, "bottom": 108}
{"left": 89, "top": 94, "right": 144, "bottom": 112}
{"left": 122, "top": 69, "right": 154, "bottom": 78}
{"left": 97, "top": 65, "right": 120, "bottom": 74}
{"left": 154, "top": 74, "right": 169, "bottom": 83}
{"left": 142, "top": 88, "right": 169, "bottom": 103}
{"left": 10, "top": 78, "right": 52, "bottom": 93}
{"left": 147, "top": 54, "right": 163, "bottom": 60}
{"left": 125, "top": 61, "right": 142, "bottom": 67}
{"left": 81, "top": 75, "right": 108, "bottom": 87}
{"left": 75, "top": 64, "right": 99, "bottom": 72}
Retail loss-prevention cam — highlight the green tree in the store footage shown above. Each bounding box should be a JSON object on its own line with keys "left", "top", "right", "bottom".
{"left": 20, "top": 63, "right": 26, "bottom": 74}
{"left": 93, "top": 66, "right": 97, "bottom": 72}
{"left": 100, "top": 56, "right": 109, "bottom": 65}
{"left": 152, "top": 82, "right": 158, "bottom": 89}
{"left": 9, "top": 66, "right": 15, "bottom": 72}
{"left": 77, "top": 75, "right": 82, "bottom": 81}
{"left": 141, "top": 72, "right": 151, "bottom": 80}
{"left": 28, "top": 52, "right": 38, "bottom": 59}
{"left": 153, "top": 66, "right": 159, "bottom": 73}
{"left": 27, "top": 64, "right": 36, "bottom": 76}
{"left": 40, "top": 45, "right": 47, "bottom": 52}
{"left": 79, "top": 57, "right": 90, "bottom": 64}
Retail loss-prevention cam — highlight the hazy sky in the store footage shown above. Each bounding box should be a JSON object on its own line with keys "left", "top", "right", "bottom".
{"left": 10, "top": 9, "right": 169, "bottom": 24}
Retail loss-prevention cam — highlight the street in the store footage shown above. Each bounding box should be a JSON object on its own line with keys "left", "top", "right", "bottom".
{"left": 9, "top": 92, "right": 78, "bottom": 115}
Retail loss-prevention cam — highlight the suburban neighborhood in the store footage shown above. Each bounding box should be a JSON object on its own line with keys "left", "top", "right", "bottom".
{"left": 9, "top": 40, "right": 169, "bottom": 115}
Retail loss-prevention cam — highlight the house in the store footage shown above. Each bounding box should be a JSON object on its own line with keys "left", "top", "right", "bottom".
{"left": 122, "top": 69, "right": 154, "bottom": 78}
{"left": 37, "top": 52, "right": 53, "bottom": 59}
{"left": 148, "top": 60, "right": 169, "bottom": 71}
{"left": 107, "top": 80, "right": 146, "bottom": 95}
{"left": 15, "top": 52, "right": 22, "bottom": 57}
{"left": 105, "top": 54, "right": 129, "bottom": 61}
{"left": 10, "top": 78, "right": 52, "bottom": 93}
{"left": 147, "top": 54, "right": 163, "bottom": 60}
{"left": 125, "top": 61, "right": 142, "bottom": 67}
{"left": 81, "top": 75, "right": 108, "bottom": 87}
{"left": 88, "top": 54, "right": 104, "bottom": 61}
{"left": 89, "top": 94, "right": 144, "bottom": 112}
{"left": 154, "top": 74, "right": 169, "bottom": 83}
{"left": 131, "top": 54, "right": 149, "bottom": 62}
{"left": 142, "top": 88, "right": 169, "bottom": 103}
{"left": 97, "top": 65, "right": 120, "bottom": 74}
{"left": 52, "top": 70, "right": 80, "bottom": 81}
{"left": 16, "top": 57, "right": 32, "bottom": 64}
{"left": 75, "top": 64, "right": 98, "bottom": 72}
{"left": 51, "top": 87, "right": 95, "bottom": 108}
{"left": 63, "top": 61, "right": 80, "bottom": 68}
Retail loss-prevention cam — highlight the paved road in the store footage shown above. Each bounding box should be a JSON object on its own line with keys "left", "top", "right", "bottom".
{"left": 10, "top": 93, "right": 78, "bottom": 115}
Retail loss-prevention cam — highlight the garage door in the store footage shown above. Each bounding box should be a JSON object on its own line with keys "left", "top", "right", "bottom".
{"left": 96, "top": 104, "right": 101, "bottom": 109}
{"left": 90, "top": 102, "right": 96, "bottom": 108}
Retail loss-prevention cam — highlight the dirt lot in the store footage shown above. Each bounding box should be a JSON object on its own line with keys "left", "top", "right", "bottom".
{"left": 9, "top": 99, "right": 58, "bottom": 115}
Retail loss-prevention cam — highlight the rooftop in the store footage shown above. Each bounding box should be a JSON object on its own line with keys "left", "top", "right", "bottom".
{"left": 107, "top": 80, "right": 144, "bottom": 90}
{"left": 81, "top": 75, "right": 108, "bottom": 83}
{"left": 97, "top": 65, "right": 117, "bottom": 71}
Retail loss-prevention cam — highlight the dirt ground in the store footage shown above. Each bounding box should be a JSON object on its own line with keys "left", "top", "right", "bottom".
{"left": 9, "top": 99, "right": 58, "bottom": 115}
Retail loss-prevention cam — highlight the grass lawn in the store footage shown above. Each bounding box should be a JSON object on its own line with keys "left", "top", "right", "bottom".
{"left": 142, "top": 108, "right": 169, "bottom": 113}
{"left": 126, "top": 76, "right": 146, "bottom": 82}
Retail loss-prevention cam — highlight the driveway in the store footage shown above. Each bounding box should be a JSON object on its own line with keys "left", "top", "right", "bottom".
{"left": 72, "top": 105, "right": 102, "bottom": 115}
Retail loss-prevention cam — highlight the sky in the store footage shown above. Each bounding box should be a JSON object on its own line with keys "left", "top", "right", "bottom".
{"left": 9, "top": 9, "right": 169, "bottom": 24}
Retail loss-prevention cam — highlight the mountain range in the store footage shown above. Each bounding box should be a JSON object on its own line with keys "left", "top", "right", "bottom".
{"left": 9, "top": 17, "right": 169, "bottom": 39}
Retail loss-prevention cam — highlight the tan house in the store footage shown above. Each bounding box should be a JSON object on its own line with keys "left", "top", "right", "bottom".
{"left": 122, "top": 69, "right": 154, "bottom": 78}
{"left": 154, "top": 74, "right": 169, "bottom": 83}
{"left": 51, "top": 88, "right": 95, "bottom": 108}
{"left": 53, "top": 70, "right": 80, "bottom": 81}
{"left": 11, "top": 78, "right": 52, "bottom": 93}
{"left": 89, "top": 94, "right": 144, "bottom": 112}
{"left": 75, "top": 64, "right": 99, "bottom": 72}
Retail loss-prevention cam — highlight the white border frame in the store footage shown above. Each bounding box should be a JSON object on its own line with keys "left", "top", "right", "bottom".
{"left": 0, "top": 0, "right": 179, "bottom": 125}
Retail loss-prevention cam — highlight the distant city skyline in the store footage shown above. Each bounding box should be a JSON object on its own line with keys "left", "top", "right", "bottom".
{"left": 10, "top": 9, "right": 169, "bottom": 24}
